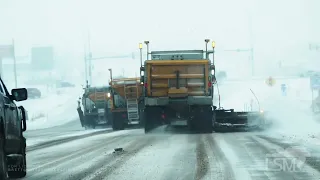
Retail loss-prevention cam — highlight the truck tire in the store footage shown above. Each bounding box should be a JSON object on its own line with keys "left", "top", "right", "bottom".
{"left": 0, "top": 132, "right": 8, "bottom": 180}
{"left": 7, "top": 152, "right": 26, "bottom": 178}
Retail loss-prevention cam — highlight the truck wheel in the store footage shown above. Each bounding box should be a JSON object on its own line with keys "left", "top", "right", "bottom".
{"left": 0, "top": 133, "right": 8, "bottom": 180}
{"left": 7, "top": 155, "right": 26, "bottom": 178}
{"left": 8, "top": 137, "right": 26, "bottom": 178}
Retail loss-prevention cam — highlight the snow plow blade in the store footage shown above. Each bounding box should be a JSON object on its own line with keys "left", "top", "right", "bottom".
{"left": 213, "top": 109, "right": 266, "bottom": 132}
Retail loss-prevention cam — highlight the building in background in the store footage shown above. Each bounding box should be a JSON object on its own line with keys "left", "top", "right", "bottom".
{"left": 31, "top": 46, "right": 55, "bottom": 70}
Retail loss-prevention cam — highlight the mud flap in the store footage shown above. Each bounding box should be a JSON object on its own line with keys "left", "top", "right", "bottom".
{"left": 190, "top": 106, "right": 213, "bottom": 133}
{"left": 144, "top": 107, "right": 163, "bottom": 133}
{"left": 139, "top": 110, "right": 145, "bottom": 127}
{"left": 112, "top": 112, "right": 125, "bottom": 131}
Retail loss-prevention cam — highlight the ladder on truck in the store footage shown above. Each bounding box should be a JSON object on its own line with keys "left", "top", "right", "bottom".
{"left": 124, "top": 79, "right": 139, "bottom": 123}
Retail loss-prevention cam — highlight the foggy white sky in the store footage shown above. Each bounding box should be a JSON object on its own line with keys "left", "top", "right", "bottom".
{"left": 0, "top": 0, "right": 319, "bottom": 78}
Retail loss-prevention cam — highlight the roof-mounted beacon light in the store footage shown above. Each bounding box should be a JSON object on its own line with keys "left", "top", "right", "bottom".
{"left": 205, "top": 39, "right": 210, "bottom": 59}
{"left": 144, "top": 41, "right": 150, "bottom": 60}
{"left": 139, "top": 43, "right": 143, "bottom": 69}
{"left": 211, "top": 41, "right": 215, "bottom": 73}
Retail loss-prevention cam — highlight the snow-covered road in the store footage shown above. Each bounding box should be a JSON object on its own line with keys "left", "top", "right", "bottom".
{"left": 20, "top": 77, "right": 320, "bottom": 180}
{"left": 23, "top": 128, "right": 320, "bottom": 180}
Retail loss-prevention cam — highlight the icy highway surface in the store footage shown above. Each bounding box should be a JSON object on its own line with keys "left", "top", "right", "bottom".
{"left": 22, "top": 126, "right": 320, "bottom": 180}
{"left": 21, "top": 77, "right": 319, "bottom": 180}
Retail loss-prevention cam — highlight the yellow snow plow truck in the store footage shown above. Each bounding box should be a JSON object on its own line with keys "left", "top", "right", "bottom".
{"left": 108, "top": 72, "right": 144, "bottom": 130}
{"left": 138, "top": 40, "right": 266, "bottom": 133}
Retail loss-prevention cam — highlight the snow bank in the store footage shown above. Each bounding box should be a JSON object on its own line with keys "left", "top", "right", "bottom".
{"left": 17, "top": 86, "right": 83, "bottom": 130}
{"left": 247, "top": 77, "right": 320, "bottom": 136}
{"left": 219, "top": 77, "right": 319, "bottom": 133}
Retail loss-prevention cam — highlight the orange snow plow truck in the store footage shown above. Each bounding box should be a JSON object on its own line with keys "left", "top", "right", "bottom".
{"left": 108, "top": 74, "right": 144, "bottom": 130}
{"left": 138, "top": 40, "right": 267, "bottom": 133}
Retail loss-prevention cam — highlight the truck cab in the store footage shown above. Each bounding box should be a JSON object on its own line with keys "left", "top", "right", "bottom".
{"left": 0, "top": 77, "right": 28, "bottom": 179}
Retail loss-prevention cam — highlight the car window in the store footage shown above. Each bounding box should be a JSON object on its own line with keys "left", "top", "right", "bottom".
{"left": 0, "top": 78, "right": 10, "bottom": 96}
{"left": 0, "top": 80, "right": 5, "bottom": 94}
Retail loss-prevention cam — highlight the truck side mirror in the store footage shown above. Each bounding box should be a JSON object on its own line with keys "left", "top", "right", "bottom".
{"left": 11, "top": 88, "right": 28, "bottom": 101}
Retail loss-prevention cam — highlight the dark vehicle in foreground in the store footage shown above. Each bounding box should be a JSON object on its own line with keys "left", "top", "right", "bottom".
{"left": 0, "top": 77, "right": 28, "bottom": 179}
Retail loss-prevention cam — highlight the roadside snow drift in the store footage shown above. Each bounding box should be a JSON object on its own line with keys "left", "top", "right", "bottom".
{"left": 218, "top": 77, "right": 318, "bottom": 134}
{"left": 17, "top": 86, "right": 83, "bottom": 130}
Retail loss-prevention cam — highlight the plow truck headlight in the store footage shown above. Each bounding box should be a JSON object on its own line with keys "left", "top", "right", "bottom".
{"left": 260, "top": 110, "right": 264, "bottom": 113}
{"left": 107, "top": 93, "right": 111, "bottom": 98}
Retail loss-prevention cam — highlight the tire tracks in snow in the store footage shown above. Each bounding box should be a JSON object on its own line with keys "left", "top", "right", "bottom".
{"left": 205, "top": 134, "right": 236, "bottom": 180}
{"left": 257, "top": 135, "right": 320, "bottom": 174}
{"left": 251, "top": 135, "right": 320, "bottom": 180}
{"left": 27, "top": 130, "right": 111, "bottom": 152}
{"left": 26, "top": 135, "right": 125, "bottom": 179}
{"left": 80, "top": 135, "right": 156, "bottom": 180}
{"left": 195, "top": 134, "right": 209, "bottom": 180}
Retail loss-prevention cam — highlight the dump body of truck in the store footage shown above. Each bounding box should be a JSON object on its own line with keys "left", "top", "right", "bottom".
{"left": 141, "top": 50, "right": 215, "bottom": 133}
{"left": 79, "top": 86, "right": 111, "bottom": 129}
{"left": 109, "top": 78, "right": 144, "bottom": 130}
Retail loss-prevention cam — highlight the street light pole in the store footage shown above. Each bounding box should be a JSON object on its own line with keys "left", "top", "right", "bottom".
{"left": 139, "top": 43, "right": 143, "bottom": 76}
{"left": 87, "top": 30, "right": 92, "bottom": 85}
{"left": 84, "top": 42, "right": 88, "bottom": 86}
{"left": 248, "top": 14, "right": 254, "bottom": 76}
{"left": 12, "top": 39, "right": 17, "bottom": 88}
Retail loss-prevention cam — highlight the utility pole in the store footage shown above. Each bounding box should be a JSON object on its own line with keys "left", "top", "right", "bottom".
{"left": 84, "top": 42, "right": 87, "bottom": 86}
{"left": 248, "top": 13, "right": 254, "bottom": 76}
{"left": 12, "top": 39, "right": 17, "bottom": 88}
{"left": 87, "top": 30, "right": 92, "bottom": 85}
